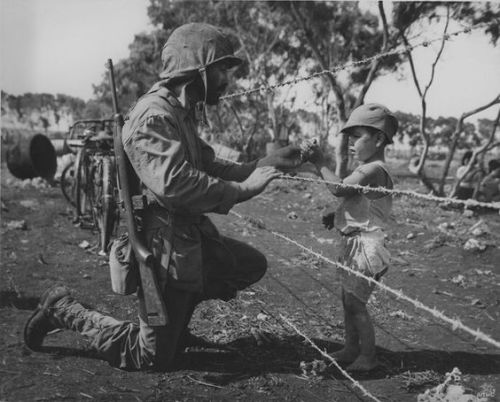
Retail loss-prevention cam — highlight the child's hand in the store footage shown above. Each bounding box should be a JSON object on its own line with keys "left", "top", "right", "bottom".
{"left": 258, "top": 145, "right": 302, "bottom": 171}
{"left": 322, "top": 211, "right": 335, "bottom": 230}
{"left": 301, "top": 140, "right": 324, "bottom": 165}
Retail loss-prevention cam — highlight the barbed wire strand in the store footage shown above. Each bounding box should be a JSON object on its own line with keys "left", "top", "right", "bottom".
{"left": 280, "top": 314, "right": 384, "bottom": 402}
{"left": 221, "top": 24, "right": 486, "bottom": 100}
{"left": 249, "top": 231, "right": 428, "bottom": 351}
{"left": 236, "top": 288, "right": 382, "bottom": 400}
{"left": 235, "top": 296, "right": 364, "bottom": 399}
{"left": 229, "top": 210, "right": 500, "bottom": 349}
{"left": 280, "top": 174, "right": 500, "bottom": 210}
{"left": 214, "top": 154, "right": 500, "bottom": 211}
{"left": 241, "top": 204, "right": 482, "bottom": 351}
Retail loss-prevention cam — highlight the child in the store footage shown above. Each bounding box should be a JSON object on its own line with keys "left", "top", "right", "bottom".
{"left": 306, "top": 103, "right": 397, "bottom": 371}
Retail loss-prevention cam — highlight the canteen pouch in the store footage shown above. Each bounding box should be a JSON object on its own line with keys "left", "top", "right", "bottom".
{"left": 109, "top": 233, "right": 139, "bottom": 295}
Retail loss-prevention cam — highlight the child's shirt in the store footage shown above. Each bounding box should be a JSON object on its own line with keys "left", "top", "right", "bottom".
{"left": 334, "top": 160, "right": 393, "bottom": 235}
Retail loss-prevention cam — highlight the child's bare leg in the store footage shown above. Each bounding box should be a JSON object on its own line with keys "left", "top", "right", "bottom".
{"left": 343, "top": 292, "right": 378, "bottom": 371}
{"left": 332, "top": 289, "right": 359, "bottom": 363}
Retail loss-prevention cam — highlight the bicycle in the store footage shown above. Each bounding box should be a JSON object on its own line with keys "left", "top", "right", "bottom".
{"left": 60, "top": 119, "right": 120, "bottom": 253}
{"left": 60, "top": 120, "right": 111, "bottom": 212}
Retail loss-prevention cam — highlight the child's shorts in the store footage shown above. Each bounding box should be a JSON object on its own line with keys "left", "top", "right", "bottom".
{"left": 338, "top": 229, "right": 390, "bottom": 303}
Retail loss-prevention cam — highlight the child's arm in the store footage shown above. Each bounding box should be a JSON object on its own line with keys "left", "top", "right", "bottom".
{"left": 343, "top": 164, "right": 389, "bottom": 199}
{"left": 314, "top": 162, "right": 354, "bottom": 197}
{"left": 315, "top": 161, "right": 383, "bottom": 197}
{"left": 304, "top": 143, "right": 388, "bottom": 197}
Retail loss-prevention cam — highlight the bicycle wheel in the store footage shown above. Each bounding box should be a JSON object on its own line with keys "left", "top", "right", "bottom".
{"left": 75, "top": 147, "right": 93, "bottom": 220}
{"left": 60, "top": 162, "right": 77, "bottom": 207}
{"left": 93, "top": 156, "right": 119, "bottom": 253}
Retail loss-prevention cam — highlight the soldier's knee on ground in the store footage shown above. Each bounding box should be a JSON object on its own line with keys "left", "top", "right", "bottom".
{"left": 251, "top": 251, "right": 267, "bottom": 283}
{"left": 237, "top": 246, "right": 267, "bottom": 287}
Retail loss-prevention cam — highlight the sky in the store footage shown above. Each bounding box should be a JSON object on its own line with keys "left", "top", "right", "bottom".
{"left": 1, "top": 0, "right": 499, "bottom": 121}
{"left": 0, "top": 0, "right": 152, "bottom": 98}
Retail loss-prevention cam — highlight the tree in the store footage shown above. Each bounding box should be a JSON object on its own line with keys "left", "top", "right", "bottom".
{"left": 275, "top": 1, "right": 397, "bottom": 177}
{"left": 394, "top": 2, "right": 500, "bottom": 195}
{"left": 91, "top": 1, "right": 405, "bottom": 165}
{"left": 91, "top": 1, "right": 309, "bottom": 159}
{"left": 437, "top": 94, "right": 500, "bottom": 195}
{"left": 450, "top": 109, "right": 500, "bottom": 198}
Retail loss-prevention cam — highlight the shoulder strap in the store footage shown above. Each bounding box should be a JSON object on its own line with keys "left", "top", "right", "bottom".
{"left": 367, "top": 160, "right": 393, "bottom": 189}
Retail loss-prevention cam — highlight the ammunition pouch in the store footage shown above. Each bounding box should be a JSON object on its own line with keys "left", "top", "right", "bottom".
{"left": 109, "top": 232, "right": 139, "bottom": 295}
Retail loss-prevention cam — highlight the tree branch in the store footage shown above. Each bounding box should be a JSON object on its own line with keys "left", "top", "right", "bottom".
{"left": 401, "top": 32, "right": 423, "bottom": 99}
{"left": 354, "top": 1, "right": 390, "bottom": 108}
{"left": 486, "top": 141, "right": 500, "bottom": 152}
{"left": 289, "top": 1, "right": 346, "bottom": 121}
{"left": 423, "top": 6, "right": 449, "bottom": 99}
{"left": 232, "top": 12, "right": 254, "bottom": 75}
{"left": 439, "top": 93, "right": 500, "bottom": 193}
{"left": 450, "top": 107, "right": 500, "bottom": 198}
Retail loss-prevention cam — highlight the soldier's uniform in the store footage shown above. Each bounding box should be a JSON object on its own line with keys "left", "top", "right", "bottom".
{"left": 24, "top": 23, "right": 267, "bottom": 371}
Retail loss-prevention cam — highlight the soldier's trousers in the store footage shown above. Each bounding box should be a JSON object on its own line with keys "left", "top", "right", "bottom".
{"left": 52, "top": 236, "right": 267, "bottom": 371}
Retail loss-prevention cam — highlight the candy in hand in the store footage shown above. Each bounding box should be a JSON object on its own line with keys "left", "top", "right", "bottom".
{"left": 300, "top": 138, "right": 320, "bottom": 163}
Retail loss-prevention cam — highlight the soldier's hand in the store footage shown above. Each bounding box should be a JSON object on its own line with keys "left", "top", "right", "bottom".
{"left": 257, "top": 145, "right": 302, "bottom": 171}
{"left": 238, "top": 166, "right": 281, "bottom": 202}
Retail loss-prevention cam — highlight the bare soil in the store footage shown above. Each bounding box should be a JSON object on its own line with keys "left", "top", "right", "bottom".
{"left": 1, "top": 162, "right": 499, "bottom": 402}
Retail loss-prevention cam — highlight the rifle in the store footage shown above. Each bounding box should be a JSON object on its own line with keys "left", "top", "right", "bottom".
{"left": 106, "top": 59, "right": 168, "bottom": 326}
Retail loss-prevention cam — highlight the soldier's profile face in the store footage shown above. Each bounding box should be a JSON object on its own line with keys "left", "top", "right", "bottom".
{"left": 205, "top": 61, "right": 231, "bottom": 105}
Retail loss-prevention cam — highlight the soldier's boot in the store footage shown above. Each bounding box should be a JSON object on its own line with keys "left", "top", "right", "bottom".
{"left": 24, "top": 284, "right": 72, "bottom": 351}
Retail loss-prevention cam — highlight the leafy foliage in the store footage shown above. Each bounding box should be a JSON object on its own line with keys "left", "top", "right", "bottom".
{"left": 1, "top": 91, "right": 87, "bottom": 132}
{"left": 88, "top": 0, "right": 403, "bottom": 160}
{"left": 394, "top": 110, "right": 489, "bottom": 151}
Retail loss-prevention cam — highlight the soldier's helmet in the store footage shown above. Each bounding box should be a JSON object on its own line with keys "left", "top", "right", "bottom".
{"left": 159, "top": 22, "right": 242, "bottom": 81}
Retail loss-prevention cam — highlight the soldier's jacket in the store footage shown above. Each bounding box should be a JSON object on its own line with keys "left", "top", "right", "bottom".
{"left": 122, "top": 82, "right": 255, "bottom": 292}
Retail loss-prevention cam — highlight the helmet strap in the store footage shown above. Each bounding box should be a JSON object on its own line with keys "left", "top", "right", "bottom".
{"left": 198, "top": 67, "right": 209, "bottom": 126}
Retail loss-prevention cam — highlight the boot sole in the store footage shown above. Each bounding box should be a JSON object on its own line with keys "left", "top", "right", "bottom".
{"left": 23, "top": 285, "right": 70, "bottom": 351}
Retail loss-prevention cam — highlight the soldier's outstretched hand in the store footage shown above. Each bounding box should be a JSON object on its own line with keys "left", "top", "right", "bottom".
{"left": 237, "top": 166, "right": 281, "bottom": 203}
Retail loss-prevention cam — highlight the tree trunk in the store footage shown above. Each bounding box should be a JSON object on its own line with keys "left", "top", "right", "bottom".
{"left": 449, "top": 108, "right": 500, "bottom": 198}
{"left": 439, "top": 95, "right": 500, "bottom": 194}
{"left": 439, "top": 130, "right": 461, "bottom": 195}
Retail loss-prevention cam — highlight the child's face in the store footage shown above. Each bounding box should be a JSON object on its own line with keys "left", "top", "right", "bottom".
{"left": 348, "top": 127, "right": 382, "bottom": 162}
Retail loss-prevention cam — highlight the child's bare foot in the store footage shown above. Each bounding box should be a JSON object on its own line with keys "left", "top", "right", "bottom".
{"left": 331, "top": 348, "right": 359, "bottom": 363}
{"left": 346, "top": 355, "right": 378, "bottom": 372}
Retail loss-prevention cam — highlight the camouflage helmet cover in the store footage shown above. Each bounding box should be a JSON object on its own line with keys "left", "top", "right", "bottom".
{"left": 159, "top": 22, "right": 242, "bottom": 80}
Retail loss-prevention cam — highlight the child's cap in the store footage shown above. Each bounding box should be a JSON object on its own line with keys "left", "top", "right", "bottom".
{"left": 341, "top": 103, "right": 398, "bottom": 144}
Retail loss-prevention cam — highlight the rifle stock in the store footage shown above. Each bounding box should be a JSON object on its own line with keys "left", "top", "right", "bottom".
{"left": 106, "top": 59, "right": 168, "bottom": 326}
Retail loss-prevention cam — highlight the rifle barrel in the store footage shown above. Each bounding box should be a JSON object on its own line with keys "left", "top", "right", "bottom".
{"left": 106, "top": 59, "right": 120, "bottom": 114}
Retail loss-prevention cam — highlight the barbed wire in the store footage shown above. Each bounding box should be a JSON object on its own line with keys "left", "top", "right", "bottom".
{"left": 234, "top": 285, "right": 381, "bottom": 399}
{"left": 229, "top": 209, "right": 500, "bottom": 349}
{"left": 214, "top": 153, "right": 500, "bottom": 210}
{"left": 237, "top": 295, "right": 368, "bottom": 399}
{"left": 280, "top": 315, "right": 384, "bottom": 402}
{"left": 279, "top": 174, "right": 500, "bottom": 210}
{"left": 221, "top": 24, "right": 486, "bottom": 100}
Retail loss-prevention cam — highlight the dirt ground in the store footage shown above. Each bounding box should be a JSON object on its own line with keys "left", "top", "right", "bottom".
{"left": 1, "top": 160, "right": 499, "bottom": 402}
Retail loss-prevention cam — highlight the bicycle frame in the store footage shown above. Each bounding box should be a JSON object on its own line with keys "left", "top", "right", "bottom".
{"left": 66, "top": 121, "right": 120, "bottom": 253}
